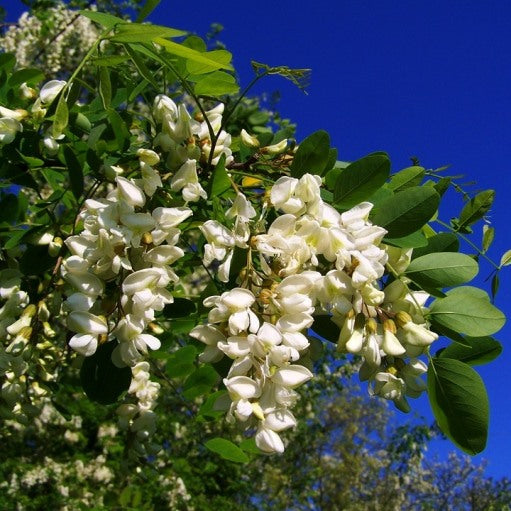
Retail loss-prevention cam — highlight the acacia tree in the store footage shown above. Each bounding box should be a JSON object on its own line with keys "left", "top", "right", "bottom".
{"left": 0, "top": 2, "right": 509, "bottom": 506}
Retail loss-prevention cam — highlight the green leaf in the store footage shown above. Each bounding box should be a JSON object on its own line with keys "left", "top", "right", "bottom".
{"left": 370, "top": 186, "right": 440, "bottom": 238}
{"left": 79, "top": 10, "right": 125, "bottom": 29}
{"left": 198, "top": 390, "right": 229, "bottom": 419}
{"left": 99, "top": 67, "right": 112, "bottom": 109}
{"left": 0, "top": 193, "right": 19, "bottom": 223}
{"left": 427, "top": 357, "right": 488, "bottom": 454}
{"left": 239, "top": 438, "right": 261, "bottom": 454}
{"left": 136, "top": 0, "right": 161, "bottom": 22}
{"left": 110, "top": 23, "right": 186, "bottom": 43}
{"left": 439, "top": 336, "right": 502, "bottom": 366}
{"left": 434, "top": 176, "right": 452, "bottom": 197}
{"left": 107, "top": 109, "right": 130, "bottom": 151}
{"left": 491, "top": 273, "right": 499, "bottom": 300}
{"left": 405, "top": 252, "right": 478, "bottom": 288}
{"left": 0, "top": 53, "right": 15, "bottom": 72}
{"left": 204, "top": 438, "right": 249, "bottom": 463}
{"left": 430, "top": 321, "right": 471, "bottom": 347}
{"left": 499, "top": 249, "right": 511, "bottom": 267}
{"left": 310, "top": 315, "right": 340, "bottom": 344}
{"left": 388, "top": 165, "right": 425, "bottom": 192}
{"left": 194, "top": 71, "right": 239, "bottom": 96}
{"left": 165, "top": 345, "right": 197, "bottom": 379}
{"left": 208, "top": 154, "right": 234, "bottom": 198}
{"left": 384, "top": 230, "right": 428, "bottom": 248}
{"left": 290, "top": 130, "right": 331, "bottom": 178}
{"left": 251, "top": 61, "right": 311, "bottom": 92}
{"left": 183, "top": 365, "right": 218, "bottom": 399}
{"left": 124, "top": 45, "right": 158, "bottom": 87}
{"left": 334, "top": 153, "right": 390, "bottom": 209}
{"left": 8, "top": 68, "right": 44, "bottom": 88}
{"left": 162, "top": 298, "right": 196, "bottom": 318}
{"left": 412, "top": 232, "right": 459, "bottom": 259}
{"left": 428, "top": 287, "right": 505, "bottom": 336}
{"left": 323, "top": 148, "right": 338, "bottom": 174}
{"left": 53, "top": 94, "right": 68, "bottom": 138}
{"left": 91, "top": 55, "right": 131, "bottom": 67}
{"left": 19, "top": 244, "right": 56, "bottom": 275}
{"left": 63, "top": 146, "right": 84, "bottom": 199}
{"left": 457, "top": 190, "right": 495, "bottom": 232}
{"left": 155, "top": 38, "right": 233, "bottom": 73}
{"left": 482, "top": 225, "right": 494, "bottom": 253}
{"left": 80, "top": 342, "right": 132, "bottom": 405}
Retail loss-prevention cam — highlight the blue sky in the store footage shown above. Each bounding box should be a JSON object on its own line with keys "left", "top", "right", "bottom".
{"left": 5, "top": 0, "right": 511, "bottom": 478}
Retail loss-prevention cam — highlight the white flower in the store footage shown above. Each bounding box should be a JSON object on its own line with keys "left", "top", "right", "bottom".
{"left": 116, "top": 176, "right": 146, "bottom": 208}
{"left": 0, "top": 117, "right": 23, "bottom": 144}
{"left": 67, "top": 311, "right": 108, "bottom": 335}
{"left": 171, "top": 159, "right": 207, "bottom": 202}
{"left": 137, "top": 148, "right": 160, "bottom": 165}
{"left": 272, "top": 365, "right": 313, "bottom": 388}
{"left": 68, "top": 333, "right": 99, "bottom": 357}
{"left": 224, "top": 376, "right": 261, "bottom": 399}
{"left": 240, "top": 129, "right": 260, "bottom": 148}
{"left": 255, "top": 427, "right": 284, "bottom": 454}
{"left": 39, "top": 80, "right": 66, "bottom": 104}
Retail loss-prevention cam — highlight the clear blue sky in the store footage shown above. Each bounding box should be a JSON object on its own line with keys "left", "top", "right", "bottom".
{"left": 5, "top": 0, "right": 511, "bottom": 478}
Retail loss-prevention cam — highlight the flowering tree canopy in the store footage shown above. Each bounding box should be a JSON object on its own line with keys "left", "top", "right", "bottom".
{"left": 0, "top": 3, "right": 508, "bottom": 468}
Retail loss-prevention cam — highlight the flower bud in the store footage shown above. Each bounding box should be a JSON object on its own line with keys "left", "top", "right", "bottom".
{"left": 382, "top": 319, "right": 406, "bottom": 356}
{"left": 19, "top": 83, "right": 37, "bottom": 100}
{"left": 262, "top": 139, "right": 287, "bottom": 155}
{"left": 48, "top": 236, "right": 63, "bottom": 257}
{"left": 137, "top": 148, "right": 160, "bottom": 165}
{"left": 240, "top": 129, "right": 260, "bottom": 148}
{"left": 67, "top": 311, "right": 108, "bottom": 335}
{"left": 6, "top": 326, "right": 32, "bottom": 355}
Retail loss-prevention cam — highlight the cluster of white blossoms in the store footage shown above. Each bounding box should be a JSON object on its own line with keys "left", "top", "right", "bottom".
{"left": 60, "top": 92, "right": 235, "bottom": 445}
{"left": 0, "top": 270, "right": 62, "bottom": 420}
{"left": 191, "top": 170, "right": 440, "bottom": 451}
{"left": 0, "top": 2, "right": 99, "bottom": 75}
{"left": 117, "top": 361, "right": 160, "bottom": 450}
{"left": 191, "top": 285, "right": 314, "bottom": 454}
{"left": 153, "top": 94, "right": 233, "bottom": 202}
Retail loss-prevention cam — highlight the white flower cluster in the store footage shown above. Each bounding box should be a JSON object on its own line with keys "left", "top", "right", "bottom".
{"left": 191, "top": 286, "right": 314, "bottom": 454}
{"left": 62, "top": 148, "right": 191, "bottom": 366}
{"left": 0, "top": 270, "right": 61, "bottom": 420}
{"left": 153, "top": 95, "right": 233, "bottom": 202}
{"left": 0, "top": 3, "right": 99, "bottom": 75}
{"left": 117, "top": 361, "right": 160, "bottom": 449}
{"left": 191, "top": 172, "right": 440, "bottom": 451}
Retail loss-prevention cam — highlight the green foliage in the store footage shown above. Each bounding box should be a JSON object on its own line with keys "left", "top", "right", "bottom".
{"left": 438, "top": 336, "right": 502, "bottom": 366}
{"left": 290, "top": 129, "right": 331, "bottom": 177}
{"left": 404, "top": 252, "right": 478, "bottom": 289}
{"left": 370, "top": 185, "right": 440, "bottom": 238}
{"left": 429, "top": 287, "right": 506, "bottom": 337}
{"left": 428, "top": 357, "right": 489, "bottom": 454}
{"left": 333, "top": 152, "right": 390, "bottom": 209}
{"left": 204, "top": 437, "right": 249, "bottom": 463}
{"left": 80, "top": 342, "right": 132, "bottom": 404}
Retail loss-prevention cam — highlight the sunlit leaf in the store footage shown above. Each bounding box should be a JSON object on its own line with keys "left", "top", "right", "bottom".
{"left": 429, "top": 287, "right": 505, "bottom": 337}
{"left": 291, "top": 130, "right": 330, "bottom": 178}
{"left": 334, "top": 153, "right": 390, "bottom": 208}
{"left": 194, "top": 71, "right": 239, "bottom": 96}
{"left": 204, "top": 438, "right": 249, "bottom": 463}
{"left": 439, "top": 336, "right": 502, "bottom": 366}
{"left": 405, "top": 252, "right": 478, "bottom": 288}
{"left": 428, "top": 357, "right": 488, "bottom": 454}
{"left": 370, "top": 186, "right": 440, "bottom": 238}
